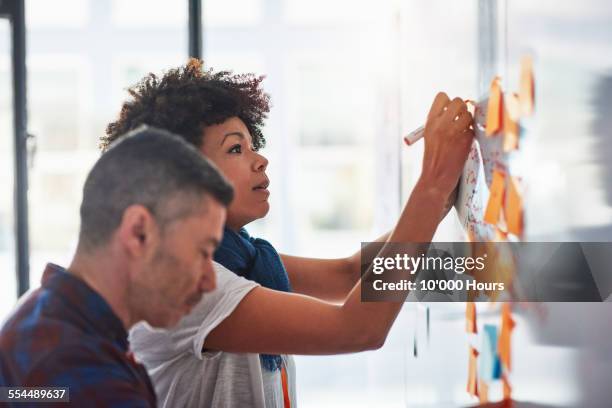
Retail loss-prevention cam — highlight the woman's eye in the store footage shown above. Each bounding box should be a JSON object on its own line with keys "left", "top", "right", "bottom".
{"left": 228, "top": 144, "right": 242, "bottom": 154}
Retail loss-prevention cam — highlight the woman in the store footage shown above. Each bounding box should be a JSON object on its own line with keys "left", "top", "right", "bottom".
{"left": 102, "top": 59, "right": 473, "bottom": 407}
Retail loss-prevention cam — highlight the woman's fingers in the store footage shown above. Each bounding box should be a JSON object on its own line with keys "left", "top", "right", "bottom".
{"left": 444, "top": 97, "right": 467, "bottom": 122}
{"left": 453, "top": 110, "right": 473, "bottom": 131}
{"left": 428, "top": 92, "right": 451, "bottom": 120}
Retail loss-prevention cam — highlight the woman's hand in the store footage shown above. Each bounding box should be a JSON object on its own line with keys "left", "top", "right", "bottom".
{"left": 419, "top": 92, "right": 474, "bottom": 201}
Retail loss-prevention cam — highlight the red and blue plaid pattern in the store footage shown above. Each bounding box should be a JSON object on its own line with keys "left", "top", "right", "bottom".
{"left": 0, "top": 264, "right": 157, "bottom": 407}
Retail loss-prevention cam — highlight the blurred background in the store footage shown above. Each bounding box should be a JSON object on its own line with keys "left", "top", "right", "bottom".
{"left": 1, "top": 0, "right": 611, "bottom": 406}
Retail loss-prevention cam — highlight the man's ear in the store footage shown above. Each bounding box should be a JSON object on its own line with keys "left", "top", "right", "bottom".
{"left": 117, "top": 205, "right": 160, "bottom": 259}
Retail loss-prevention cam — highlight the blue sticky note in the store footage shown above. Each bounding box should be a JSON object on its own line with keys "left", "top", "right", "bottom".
{"left": 480, "top": 324, "right": 502, "bottom": 382}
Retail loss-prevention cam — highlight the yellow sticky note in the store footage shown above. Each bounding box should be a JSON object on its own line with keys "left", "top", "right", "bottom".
{"left": 467, "top": 346, "right": 479, "bottom": 397}
{"left": 466, "top": 302, "right": 477, "bottom": 333}
{"left": 519, "top": 55, "right": 535, "bottom": 116}
{"left": 484, "top": 170, "right": 506, "bottom": 225}
{"left": 498, "top": 304, "right": 515, "bottom": 371}
{"left": 503, "top": 93, "right": 520, "bottom": 152}
{"left": 504, "top": 176, "right": 523, "bottom": 236}
{"left": 486, "top": 77, "right": 504, "bottom": 136}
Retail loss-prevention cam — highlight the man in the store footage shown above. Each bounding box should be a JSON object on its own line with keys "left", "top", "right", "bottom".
{"left": 0, "top": 127, "right": 239, "bottom": 406}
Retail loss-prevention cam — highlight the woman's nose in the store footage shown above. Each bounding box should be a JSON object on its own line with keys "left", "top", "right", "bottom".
{"left": 253, "top": 152, "right": 268, "bottom": 172}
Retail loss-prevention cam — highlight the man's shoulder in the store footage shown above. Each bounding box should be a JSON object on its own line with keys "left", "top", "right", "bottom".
{"left": 6, "top": 340, "right": 155, "bottom": 404}
{"left": 0, "top": 287, "right": 81, "bottom": 361}
{"left": 26, "top": 342, "right": 155, "bottom": 406}
{"left": 27, "top": 340, "right": 136, "bottom": 379}
{"left": 1, "top": 319, "right": 127, "bottom": 384}
{"left": 0, "top": 293, "right": 139, "bottom": 387}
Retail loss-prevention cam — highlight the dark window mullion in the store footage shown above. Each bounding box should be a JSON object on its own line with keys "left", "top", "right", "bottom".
{"left": 2, "top": 0, "right": 30, "bottom": 297}
{"left": 188, "top": 0, "right": 202, "bottom": 59}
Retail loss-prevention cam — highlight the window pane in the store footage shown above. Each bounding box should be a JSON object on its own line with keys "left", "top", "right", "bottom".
{"left": 204, "top": 0, "right": 262, "bottom": 27}
{"left": 27, "top": 0, "right": 90, "bottom": 29}
{"left": 26, "top": 0, "right": 187, "bottom": 287}
{"left": 395, "top": 3, "right": 480, "bottom": 406}
{"left": 508, "top": 0, "right": 612, "bottom": 240}
{"left": 294, "top": 60, "right": 372, "bottom": 146}
{"left": 111, "top": 0, "right": 186, "bottom": 28}
{"left": 398, "top": 0, "right": 478, "bottom": 241}
{"left": 0, "top": 20, "right": 17, "bottom": 318}
{"left": 285, "top": 0, "right": 383, "bottom": 25}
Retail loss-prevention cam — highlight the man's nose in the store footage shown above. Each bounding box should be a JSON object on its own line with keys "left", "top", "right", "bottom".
{"left": 199, "top": 260, "right": 217, "bottom": 292}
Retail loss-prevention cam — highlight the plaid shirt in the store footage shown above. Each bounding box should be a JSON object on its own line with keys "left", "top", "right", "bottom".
{"left": 0, "top": 264, "right": 157, "bottom": 407}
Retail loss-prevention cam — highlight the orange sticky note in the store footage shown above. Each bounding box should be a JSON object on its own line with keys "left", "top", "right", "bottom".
{"left": 502, "top": 373, "right": 513, "bottom": 400}
{"left": 484, "top": 170, "right": 506, "bottom": 225}
{"left": 503, "top": 93, "right": 520, "bottom": 152}
{"left": 498, "top": 304, "right": 515, "bottom": 371}
{"left": 467, "top": 346, "right": 479, "bottom": 397}
{"left": 504, "top": 176, "right": 523, "bottom": 236}
{"left": 466, "top": 302, "right": 477, "bottom": 333}
{"left": 486, "top": 77, "right": 504, "bottom": 136}
{"left": 478, "top": 379, "right": 489, "bottom": 404}
{"left": 519, "top": 55, "right": 535, "bottom": 116}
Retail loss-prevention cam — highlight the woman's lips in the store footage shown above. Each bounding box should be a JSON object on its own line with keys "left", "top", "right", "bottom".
{"left": 254, "top": 188, "right": 270, "bottom": 196}
{"left": 252, "top": 179, "right": 270, "bottom": 195}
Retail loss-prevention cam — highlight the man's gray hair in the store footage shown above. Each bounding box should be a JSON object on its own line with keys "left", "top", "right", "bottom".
{"left": 78, "top": 125, "right": 233, "bottom": 250}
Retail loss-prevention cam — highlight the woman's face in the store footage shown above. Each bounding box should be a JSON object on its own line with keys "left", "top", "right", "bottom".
{"left": 200, "top": 116, "right": 270, "bottom": 230}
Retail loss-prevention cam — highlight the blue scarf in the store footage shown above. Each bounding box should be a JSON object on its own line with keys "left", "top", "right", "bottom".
{"left": 213, "top": 227, "right": 291, "bottom": 371}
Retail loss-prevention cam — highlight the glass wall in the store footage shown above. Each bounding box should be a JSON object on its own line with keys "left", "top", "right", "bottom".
{"left": 394, "top": 3, "right": 481, "bottom": 406}
{"left": 24, "top": 0, "right": 187, "bottom": 287}
{"left": 506, "top": 0, "right": 612, "bottom": 240}
{"left": 398, "top": 0, "right": 479, "bottom": 243}
{"left": 396, "top": 1, "right": 612, "bottom": 407}
{"left": 507, "top": 1, "right": 612, "bottom": 406}
{"left": 0, "top": 19, "right": 17, "bottom": 318}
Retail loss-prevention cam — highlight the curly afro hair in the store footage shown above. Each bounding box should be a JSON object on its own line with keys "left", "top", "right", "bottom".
{"left": 102, "top": 58, "right": 270, "bottom": 152}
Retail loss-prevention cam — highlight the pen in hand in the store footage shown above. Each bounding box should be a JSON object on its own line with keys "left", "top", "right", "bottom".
{"left": 403, "top": 100, "right": 477, "bottom": 146}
